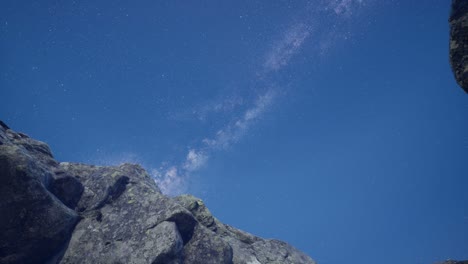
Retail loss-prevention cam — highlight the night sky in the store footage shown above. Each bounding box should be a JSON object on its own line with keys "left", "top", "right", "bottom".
{"left": 1, "top": 1, "right": 468, "bottom": 263}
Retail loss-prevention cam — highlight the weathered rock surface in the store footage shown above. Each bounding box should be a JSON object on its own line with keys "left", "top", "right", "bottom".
{"left": 0, "top": 121, "right": 315, "bottom": 264}
{"left": 450, "top": 0, "right": 468, "bottom": 93}
{"left": 0, "top": 121, "right": 79, "bottom": 264}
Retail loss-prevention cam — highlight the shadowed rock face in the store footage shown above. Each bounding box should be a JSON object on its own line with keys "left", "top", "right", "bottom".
{"left": 449, "top": 0, "right": 468, "bottom": 93}
{"left": 0, "top": 121, "right": 315, "bottom": 264}
{"left": 0, "top": 122, "right": 79, "bottom": 264}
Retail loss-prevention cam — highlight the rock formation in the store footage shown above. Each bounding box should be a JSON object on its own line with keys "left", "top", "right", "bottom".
{"left": 449, "top": 0, "right": 468, "bottom": 93}
{"left": 0, "top": 121, "right": 315, "bottom": 264}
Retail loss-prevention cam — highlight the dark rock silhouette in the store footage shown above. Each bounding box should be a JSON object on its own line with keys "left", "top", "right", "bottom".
{"left": 450, "top": 0, "right": 468, "bottom": 93}
{"left": 0, "top": 122, "right": 315, "bottom": 264}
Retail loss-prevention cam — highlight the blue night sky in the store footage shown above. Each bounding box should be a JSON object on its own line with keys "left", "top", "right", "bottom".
{"left": 1, "top": 1, "right": 467, "bottom": 263}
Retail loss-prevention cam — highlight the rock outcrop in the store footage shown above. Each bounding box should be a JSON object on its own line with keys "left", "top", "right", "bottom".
{"left": 0, "top": 121, "right": 315, "bottom": 264}
{"left": 449, "top": 0, "right": 468, "bottom": 93}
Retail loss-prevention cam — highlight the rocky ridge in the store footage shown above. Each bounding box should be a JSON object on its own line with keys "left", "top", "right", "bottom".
{"left": 0, "top": 121, "right": 315, "bottom": 264}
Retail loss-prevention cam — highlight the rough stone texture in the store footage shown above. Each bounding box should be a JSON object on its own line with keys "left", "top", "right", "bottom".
{"left": 449, "top": 0, "right": 468, "bottom": 93}
{"left": 174, "top": 194, "right": 315, "bottom": 264}
{"left": 183, "top": 224, "right": 233, "bottom": 264}
{"left": 252, "top": 240, "right": 315, "bottom": 264}
{"left": 59, "top": 163, "right": 197, "bottom": 264}
{"left": 0, "top": 123, "right": 79, "bottom": 264}
{"left": 0, "top": 121, "right": 316, "bottom": 264}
